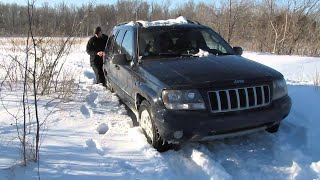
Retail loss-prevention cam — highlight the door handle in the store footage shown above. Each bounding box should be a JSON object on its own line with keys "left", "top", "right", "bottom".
{"left": 115, "top": 64, "right": 120, "bottom": 70}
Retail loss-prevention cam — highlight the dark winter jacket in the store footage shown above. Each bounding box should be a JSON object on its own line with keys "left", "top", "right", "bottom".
{"left": 86, "top": 34, "right": 109, "bottom": 65}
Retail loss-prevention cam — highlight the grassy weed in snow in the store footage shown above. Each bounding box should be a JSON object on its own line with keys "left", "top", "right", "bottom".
{"left": 313, "top": 69, "right": 320, "bottom": 86}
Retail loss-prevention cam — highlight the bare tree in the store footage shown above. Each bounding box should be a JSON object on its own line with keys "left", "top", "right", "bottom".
{"left": 1, "top": 0, "right": 319, "bottom": 55}
{"left": 0, "top": 2, "right": 93, "bottom": 175}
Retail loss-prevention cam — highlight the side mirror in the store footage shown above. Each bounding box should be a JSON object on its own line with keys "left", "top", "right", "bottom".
{"left": 233, "top": 46, "right": 243, "bottom": 56}
{"left": 112, "top": 54, "right": 128, "bottom": 65}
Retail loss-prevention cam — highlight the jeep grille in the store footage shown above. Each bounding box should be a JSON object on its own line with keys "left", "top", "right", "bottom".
{"left": 208, "top": 85, "right": 270, "bottom": 113}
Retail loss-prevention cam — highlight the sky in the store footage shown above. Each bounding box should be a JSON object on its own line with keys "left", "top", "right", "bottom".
{"left": 0, "top": 0, "right": 210, "bottom": 7}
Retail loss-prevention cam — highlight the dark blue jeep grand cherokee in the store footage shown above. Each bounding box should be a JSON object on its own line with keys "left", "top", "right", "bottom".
{"left": 103, "top": 18, "right": 291, "bottom": 151}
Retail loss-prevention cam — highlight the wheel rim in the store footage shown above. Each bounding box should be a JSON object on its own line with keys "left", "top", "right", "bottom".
{"left": 140, "top": 109, "right": 154, "bottom": 141}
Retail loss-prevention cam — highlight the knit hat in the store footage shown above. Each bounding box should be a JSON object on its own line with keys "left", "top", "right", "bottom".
{"left": 95, "top": 26, "right": 102, "bottom": 34}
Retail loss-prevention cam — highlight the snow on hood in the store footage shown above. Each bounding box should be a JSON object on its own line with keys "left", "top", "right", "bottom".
{"left": 125, "top": 16, "right": 189, "bottom": 27}
{"left": 195, "top": 49, "right": 209, "bottom": 57}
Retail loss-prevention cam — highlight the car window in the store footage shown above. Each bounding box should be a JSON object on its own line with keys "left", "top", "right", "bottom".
{"left": 105, "top": 30, "right": 118, "bottom": 55}
{"left": 201, "top": 30, "right": 227, "bottom": 53}
{"left": 121, "top": 30, "right": 134, "bottom": 61}
{"left": 113, "top": 29, "right": 126, "bottom": 55}
{"left": 138, "top": 28, "right": 234, "bottom": 58}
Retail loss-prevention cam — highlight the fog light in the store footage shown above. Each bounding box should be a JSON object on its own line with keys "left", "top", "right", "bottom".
{"left": 174, "top": 131, "right": 183, "bottom": 139}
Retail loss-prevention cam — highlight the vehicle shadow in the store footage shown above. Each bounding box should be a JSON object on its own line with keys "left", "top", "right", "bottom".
{"left": 118, "top": 99, "right": 139, "bottom": 127}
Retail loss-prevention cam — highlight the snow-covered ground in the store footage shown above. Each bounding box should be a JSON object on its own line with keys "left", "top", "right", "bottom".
{"left": 0, "top": 42, "right": 320, "bottom": 180}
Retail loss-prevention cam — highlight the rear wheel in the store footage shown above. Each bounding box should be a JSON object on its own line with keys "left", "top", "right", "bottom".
{"left": 139, "top": 100, "right": 170, "bottom": 152}
{"left": 266, "top": 123, "right": 280, "bottom": 133}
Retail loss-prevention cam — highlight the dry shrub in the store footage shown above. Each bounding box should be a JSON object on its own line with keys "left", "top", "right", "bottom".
{"left": 1, "top": 37, "right": 82, "bottom": 97}
{"left": 55, "top": 69, "right": 79, "bottom": 100}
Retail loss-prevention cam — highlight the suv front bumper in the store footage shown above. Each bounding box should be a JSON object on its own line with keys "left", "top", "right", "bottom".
{"left": 150, "top": 95, "right": 291, "bottom": 142}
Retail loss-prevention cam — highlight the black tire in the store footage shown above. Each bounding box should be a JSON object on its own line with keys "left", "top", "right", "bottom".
{"left": 266, "top": 123, "right": 280, "bottom": 133}
{"left": 139, "top": 100, "right": 170, "bottom": 152}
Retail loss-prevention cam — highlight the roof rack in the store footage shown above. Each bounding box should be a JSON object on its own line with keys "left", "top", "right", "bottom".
{"left": 186, "top": 19, "right": 202, "bottom": 25}
{"left": 116, "top": 21, "right": 143, "bottom": 27}
{"left": 116, "top": 18, "right": 203, "bottom": 27}
{"left": 116, "top": 22, "right": 129, "bottom": 26}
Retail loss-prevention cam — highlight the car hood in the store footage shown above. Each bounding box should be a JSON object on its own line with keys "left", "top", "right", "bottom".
{"left": 140, "top": 55, "right": 283, "bottom": 88}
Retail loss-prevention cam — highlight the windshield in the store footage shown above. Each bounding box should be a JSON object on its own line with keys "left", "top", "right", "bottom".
{"left": 138, "top": 27, "right": 235, "bottom": 59}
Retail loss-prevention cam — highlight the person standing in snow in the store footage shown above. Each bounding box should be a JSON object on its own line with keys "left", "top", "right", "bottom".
{"left": 86, "top": 26, "right": 108, "bottom": 86}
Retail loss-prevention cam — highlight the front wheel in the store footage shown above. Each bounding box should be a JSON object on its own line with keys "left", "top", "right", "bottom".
{"left": 139, "top": 100, "right": 170, "bottom": 152}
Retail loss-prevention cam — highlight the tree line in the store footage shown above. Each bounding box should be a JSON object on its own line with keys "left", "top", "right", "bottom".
{"left": 1, "top": 0, "right": 320, "bottom": 56}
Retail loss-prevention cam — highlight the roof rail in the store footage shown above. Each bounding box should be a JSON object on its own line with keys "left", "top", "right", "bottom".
{"left": 116, "top": 21, "right": 143, "bottom": 27}
{"left": 116, "top": 22, "right": 129, "bottom": 26}
{"left": 116, "top": 18, "right": 202, "bottom": 27}
{"left": 186, "top": 19, "right": 202, "bottom": 25}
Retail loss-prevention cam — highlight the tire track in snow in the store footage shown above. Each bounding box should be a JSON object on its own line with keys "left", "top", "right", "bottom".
{"left": 127, "top": 128, "right": 217, "bottom": 179}
{"left": 203, "top": 133, "right": 282, "bottom": 179}
{"left": 161, "top": 147, "right": 215, "bottom": 180}
{"left": 127, "top": 127, "right": 178, "bottom": 179}
{"left": 176, "top": 135, "right": 303, "bottom": 180}
{"left": 200, "top": 130, "right": 318, "bottom": 179}
{"left": 178, "top": 143, "right": 232, "bottom": 180}
{"left": 190, "top": 147, "right": 232, "bottom": 180}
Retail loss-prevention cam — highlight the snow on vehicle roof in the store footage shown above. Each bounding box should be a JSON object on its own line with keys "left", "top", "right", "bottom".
{"left": 125, "top": 16, "right": 189, "bottom": 27}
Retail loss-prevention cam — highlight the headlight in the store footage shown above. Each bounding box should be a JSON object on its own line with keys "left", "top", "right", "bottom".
{"left": 162, "top": 90, "right": 206, "bottom": 110}
{"left": 273, "top": 79, "right": 288, "bottom": 100}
